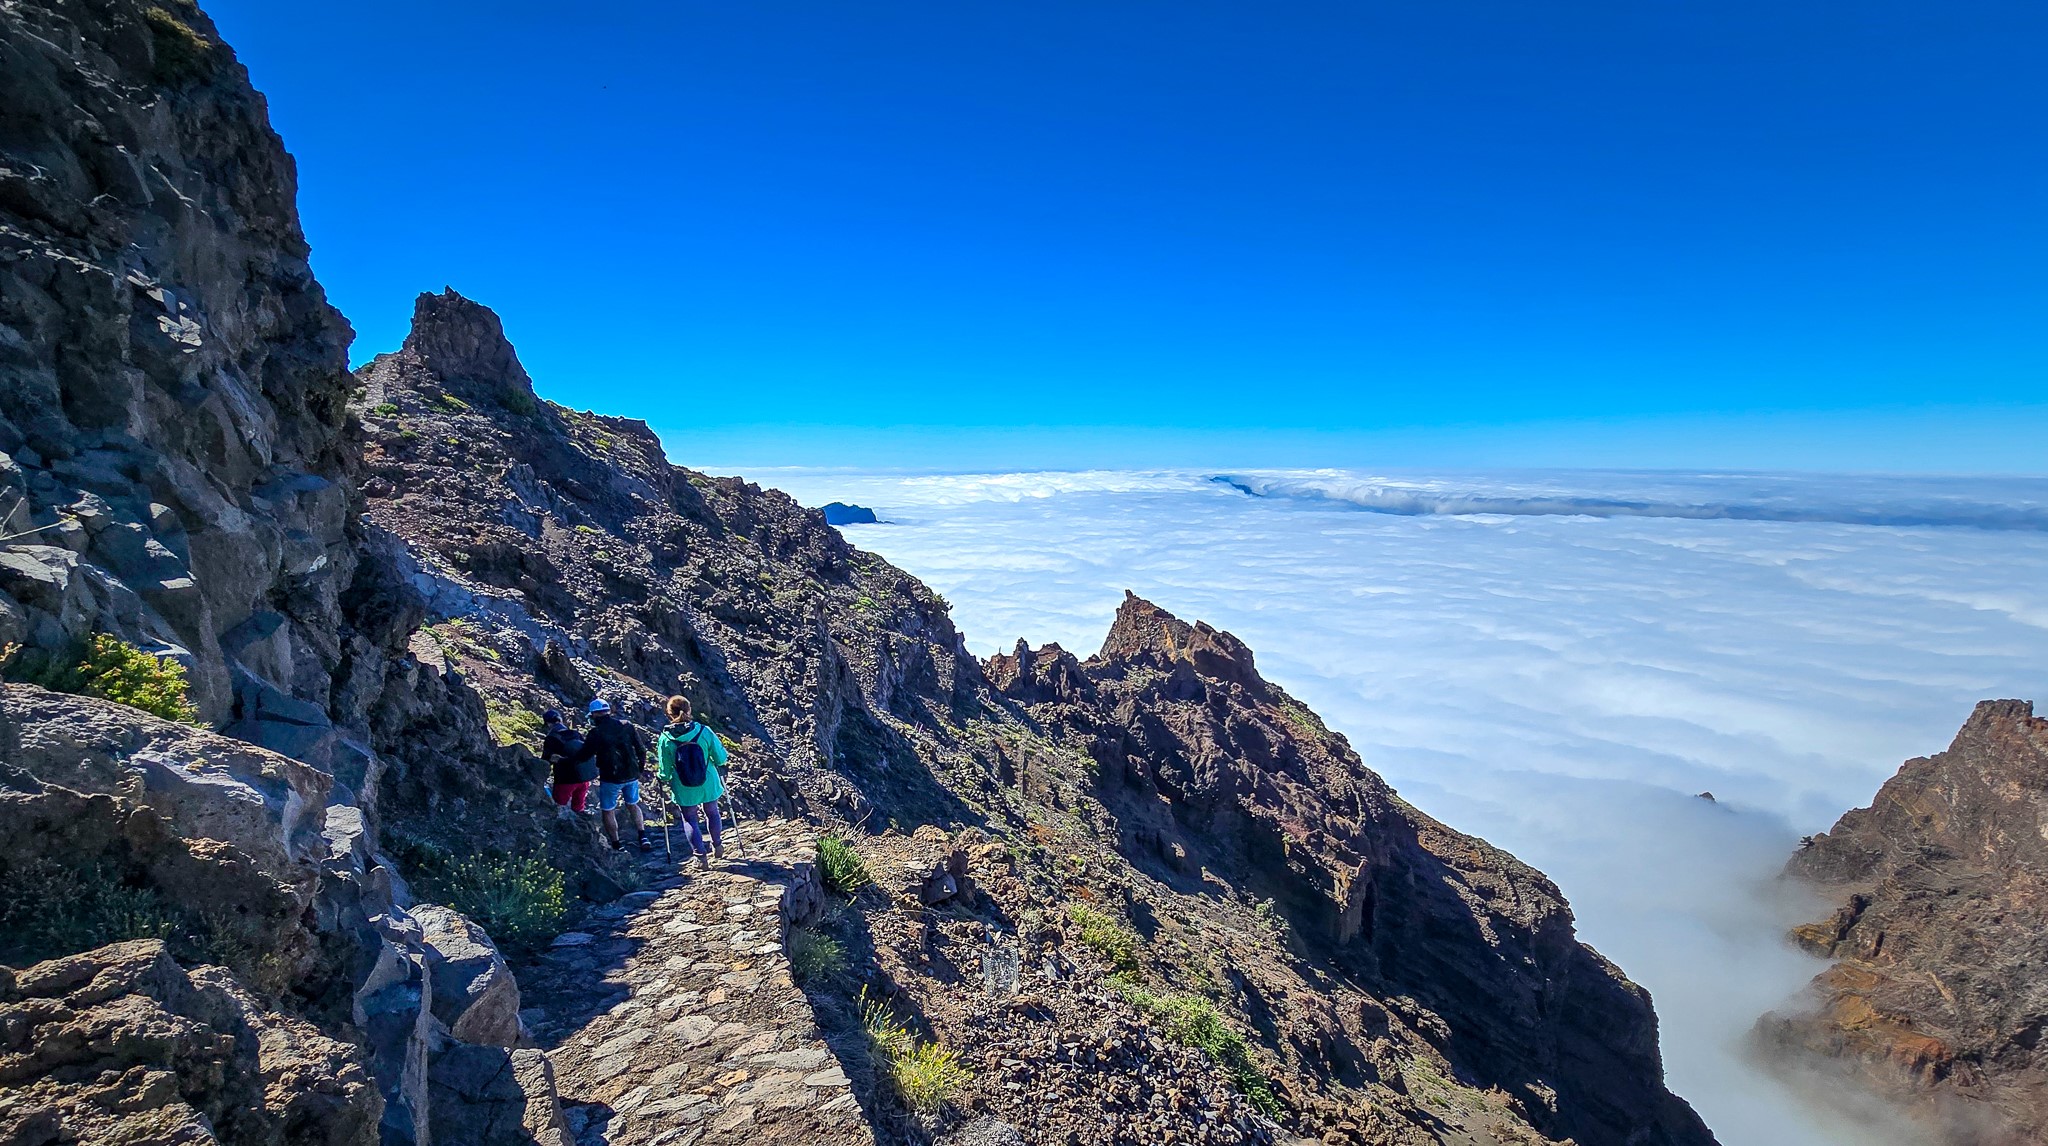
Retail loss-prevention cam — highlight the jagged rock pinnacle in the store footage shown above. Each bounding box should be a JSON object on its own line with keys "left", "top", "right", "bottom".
{"left": 401, "top": 288, "right": 537, "bottom": 399}
{"left": 1097, "top": 590, "right": 1261, "bottom": 689}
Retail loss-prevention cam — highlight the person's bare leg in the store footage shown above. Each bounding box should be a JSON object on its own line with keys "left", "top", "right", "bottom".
{"left": 625, "top": 801, "right": 644, "bottom": 841}
{"left": 601, "top": 808, "right": 620, "bottom": 847}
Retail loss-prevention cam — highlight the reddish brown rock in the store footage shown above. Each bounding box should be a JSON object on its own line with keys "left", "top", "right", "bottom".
{"left": 1758, "top": 700, "right": 2048, "bottom": 1145}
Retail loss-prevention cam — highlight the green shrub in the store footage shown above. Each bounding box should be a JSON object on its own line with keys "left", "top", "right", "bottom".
{"left": 1252, "top": 897, "right": 1291, "bottom": 942}
{"left": 788, "top": 927, "right": 847, "bottom": 985}
{"left": 144, "top": 6, "right": 214, "bottom": 82}
{"left": 0, "top": 858, "right": 183, "bottom": 967}
{"left": 439, "top": 855, "right": 566, "bottom": 952}
{"left": 894, "top": 1042, "right": 971, "bottom": 1113}
{"left": 861, "top": 988, "right": 913, "bottom": 1057}
{"left": 861, "top": 989, "right": 970, "bottom": 1114}
{"left": 485, "top": 701, "right": 544, "bottom": 748}
{"left": 372, "top": 402, "right": 400, "bottom": 416}
{"left": 501, "top": 389, "right": 537, "bottom": 417}
{"left": 75, "top": 635, "right": 198, "bottom": 723}
{"left": 1278, "top": 701, "right": 1322, "bottom": 736}
{"left": 398, "top": 428, "right": 420, "bottom": 442}
{"left": 817, "top": 836, "right": 871, "bottom": 895}
{"left": 1116, "top": 982, "right": 1278, "bottom": 1115}
{"left": 1067, "top": 903, "right": 1141, "bottom": 974}
{"left": 436, "top": 393, "right": 471, "bottom": 412}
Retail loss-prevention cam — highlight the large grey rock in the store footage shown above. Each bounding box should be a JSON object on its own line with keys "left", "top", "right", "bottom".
{"left": 1, "top": 685, "right": 331, "bottom": 875}
{"left": 354, "top": 924, "right": 434, "bottom": 1146}
{"left": 427, "top": 1044, "right": 571, "bottom": 1146}
{"left": 413, "top": 903, "right": 525, "bottom": 1047}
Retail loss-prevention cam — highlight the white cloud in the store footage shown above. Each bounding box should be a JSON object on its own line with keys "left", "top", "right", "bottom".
{"left": 768, "top": 467, "right": 2048, "bottom": 1145}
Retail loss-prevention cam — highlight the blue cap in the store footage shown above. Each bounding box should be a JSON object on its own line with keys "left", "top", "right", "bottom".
{"left": 542, "top": 709, "right": 563, "bottom": 726}
{"left": 586, "top": 698, "right": 610, "bottom": 715}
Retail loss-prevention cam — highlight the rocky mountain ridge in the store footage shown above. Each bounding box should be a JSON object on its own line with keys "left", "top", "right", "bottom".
{"left": 0, "top": 2, "right": 1715, "bottom": 1144}
{"left": 1758, "top": 700, "right": 2048, "bottom": 1146}
{"left": 353, "top": 288, "right": 1714, "bottom": 1146}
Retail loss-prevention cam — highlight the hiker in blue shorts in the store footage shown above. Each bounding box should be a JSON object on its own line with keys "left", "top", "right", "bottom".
{"left": 565, "top": 698, "right": 650, "bottom": 850}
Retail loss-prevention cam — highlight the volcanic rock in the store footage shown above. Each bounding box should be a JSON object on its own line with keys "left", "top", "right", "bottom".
{"left": 1757, "top": 700, "right": 2048, "bottom": 1144}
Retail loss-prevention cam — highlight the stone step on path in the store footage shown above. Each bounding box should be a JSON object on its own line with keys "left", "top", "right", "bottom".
{"left": 520, "top": 816, "right": 878, "bottom": 1146}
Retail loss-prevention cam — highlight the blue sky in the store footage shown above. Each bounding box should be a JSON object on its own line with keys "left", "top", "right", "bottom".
{"left": 207, "top": 0, "right": 2048, "bottom": 472}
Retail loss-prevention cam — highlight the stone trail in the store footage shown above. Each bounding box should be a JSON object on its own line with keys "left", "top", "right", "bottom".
{"left": 519, "top": 816, "right": 878, "bottom": 1146}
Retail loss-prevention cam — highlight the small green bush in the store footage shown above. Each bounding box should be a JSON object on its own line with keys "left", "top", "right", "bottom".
{"left": 144, "top": 6, "right": 214, "bottom": 82}
{"left": 861, "top": 989, "right": 970, "bottom": 1114}
{"left": 0, "top": 858, "right": 182, "bottom": 967}
{"left": 1067, "top": 903, "right": 1141, "bottom": 974}
{"left": 894, "top": 1042, "right": 972, "bottom": 1113}
{"left": 501, "top": 389, "right": 537, "bottom": 417}
{"left": 1252, "top": 897, "right": 1291, "bottom": 942}
{"left": 436, "top": 393, "right": 471, "bottom": 412}
{"left": 485, "top": 701, "right": 544, "bottom": 748}
{"left": 788, "top": 927, "right": 847, "bottom": 985}
{"left": 1117, "top": 982, "right": 1278, "bottom": 1115}
{"left": 398, "top": 428, "right": 420, "bottom": 442}
{"left": 439, "top": 855, "right": 566, "bottom": 952}
{"left": 861, "top": 988, "right": 913, "bottom": 1057}
{"left": 817, "top": 836, "right": 871, "bottom": 895}
{"left": 372, "top": 402, "right": 400, "bottom": 416}
{"left": 76, "top": 635, "right": 198, "bottom": 723}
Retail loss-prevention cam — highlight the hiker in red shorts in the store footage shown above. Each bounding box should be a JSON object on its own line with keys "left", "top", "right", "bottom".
{"left": 541, "top": 709, "right": 596, "bottom": 812}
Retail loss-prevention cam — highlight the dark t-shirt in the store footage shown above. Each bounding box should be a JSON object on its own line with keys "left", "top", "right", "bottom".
{"left": 568, "top": 715, "right": 646, "bottom": 785}
{"left": 542, "top": 727, "right": 594, "bottom": 785}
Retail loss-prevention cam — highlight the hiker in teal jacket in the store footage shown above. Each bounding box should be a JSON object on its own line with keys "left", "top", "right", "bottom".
{"left": 655, "top": 695, "right": 728, "bottom": 869}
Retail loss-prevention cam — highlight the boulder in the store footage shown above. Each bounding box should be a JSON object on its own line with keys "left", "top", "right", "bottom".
{"left": 1, "top": 686, "right": 331, "bottom": 876}
{"left": 0, "top": 940, "right": 379, "bottom": 1146}
{"left": 427, "top": 1044, "right": 570, "bottom": 1146}
{"left": 413, "top": 904, "right": 525, "bottom": 1047}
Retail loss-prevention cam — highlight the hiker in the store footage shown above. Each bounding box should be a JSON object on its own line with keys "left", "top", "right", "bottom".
{"left": 655, "top": 695, "right": 728, "bottom": 871}
{"left": 540, "top": 709, "right": 595, "bottom": 813}
{"left": 566, "top": 697, "right": 652, "bottom": 851}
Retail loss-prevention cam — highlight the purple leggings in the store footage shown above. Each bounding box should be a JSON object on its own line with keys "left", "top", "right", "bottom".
{"left": 678, "top": 802, "right": 724, "bottom": 855}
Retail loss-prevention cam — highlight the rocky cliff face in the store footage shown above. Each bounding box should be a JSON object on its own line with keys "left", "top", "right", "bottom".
{"left": 993, "top": 594, "right": 1713, "bottom": 1146}
{"left": 1757, "top": 700, "right": 2048, "bottom": 1145}
{"left": 0, "top": 0, "right": 355, "bottom": 730}
{"left": 0, "top": 3, "right": 610, "bottom": 1143}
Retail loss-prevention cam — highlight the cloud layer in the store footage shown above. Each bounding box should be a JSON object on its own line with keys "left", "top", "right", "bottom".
{"left": 1216, "top": 469, "right": 2048, "bottom": 530}
{"left": 767, "top": 467, "right": 2048, "bottom": 1145}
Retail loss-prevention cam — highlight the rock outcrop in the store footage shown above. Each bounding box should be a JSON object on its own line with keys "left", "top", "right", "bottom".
{"left": 0, "top": 939, "right": 380, "bottom": 1146}
{"left": 1757, "top": 700, "right": 2048, "bottom": 1145}
{"left": 994, "top": 593, "right": 1714, "bottom": 1146}
{"left": 0, "top": 4, "right": 618, "bottom": 1144}
{"left": 0, "top": 0, "right": 356, "bottom": 738}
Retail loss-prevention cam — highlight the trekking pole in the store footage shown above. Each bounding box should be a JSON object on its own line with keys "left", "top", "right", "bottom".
{"left": 721, "top": 795, "right": 744, "bottom": 856}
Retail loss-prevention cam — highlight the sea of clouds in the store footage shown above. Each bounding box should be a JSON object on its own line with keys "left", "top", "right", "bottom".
{"left": 763, "top": 467, "right": 2048, "bottom": 1146}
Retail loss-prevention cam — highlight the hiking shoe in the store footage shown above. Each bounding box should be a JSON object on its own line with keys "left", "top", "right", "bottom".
{"left": 695, "top": 851, "right": 711, "bottom": 872}
{"left": 713, "top": 841, "right": 727, "bottom": 860}
{"left": 638, "top": 834, "right": 654, "bottom": 852}
{"left": 610, "top": 839, "right": 628, "bottom": 852}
